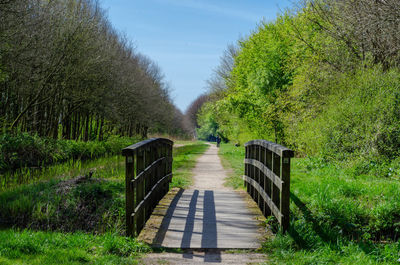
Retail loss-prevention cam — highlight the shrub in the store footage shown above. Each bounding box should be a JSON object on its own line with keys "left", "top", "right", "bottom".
{"left": 0, "top": 133, "right": 139, "bottom": 172}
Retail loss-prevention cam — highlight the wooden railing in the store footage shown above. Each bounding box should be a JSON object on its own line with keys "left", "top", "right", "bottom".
{"left": 122, "top": 138, "right": 173, "bottom": 236}
{"left": 243, "top": 140, "right": 294, "bottom": 232}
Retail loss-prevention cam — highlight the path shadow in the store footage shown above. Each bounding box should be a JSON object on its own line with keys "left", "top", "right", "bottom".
{"left": 154, "top": 189, "right": 221, "bottom": 262}
{"left": 153, "top": 189, "right": 184, "bottom": 246}
{"left": 202, "top": 190, "right": 217, "bottom": 249}
{"left": 181, "top": 190, "right": 199, "bottom": 248}
{"left": 181, "top": 249, "right": 222, "bottom": 263}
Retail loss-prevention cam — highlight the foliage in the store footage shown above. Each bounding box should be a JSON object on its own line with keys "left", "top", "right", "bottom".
{"left": 183, "top": 94, "right": 210, "bottom": 138}
{"left": 0, "top": 133, "right": 139, "bottom": 172}
{"left": 196, "top": 103, "right": 219, "bottom": 141}
{"left": 197, "top": 1, "right": 400, "bottom": 170}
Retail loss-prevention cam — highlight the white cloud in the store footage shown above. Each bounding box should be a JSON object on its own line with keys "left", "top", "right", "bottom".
{"left": 155, "top": 0, "right": 261, "bottom": 22}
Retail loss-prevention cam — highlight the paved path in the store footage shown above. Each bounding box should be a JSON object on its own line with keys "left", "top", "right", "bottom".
{"left": 156, "top": 144, "right": 263, "bottom": 249}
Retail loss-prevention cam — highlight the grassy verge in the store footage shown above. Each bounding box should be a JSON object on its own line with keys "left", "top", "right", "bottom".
{"left": 218, "top": 142, "right": 400, "bottom": 264}
{"left": 0, "top": 229, "right": 149, "bottom": 265}
{"left": 218, "top": 142, "right": 245, "bottom": 189}
{"left": 171, "top": 141, "right": 209, "bottom": 189}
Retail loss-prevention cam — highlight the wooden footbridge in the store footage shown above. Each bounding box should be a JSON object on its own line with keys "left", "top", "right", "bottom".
{"left": 122, "top": 138, "right": 293, "bottom": 250}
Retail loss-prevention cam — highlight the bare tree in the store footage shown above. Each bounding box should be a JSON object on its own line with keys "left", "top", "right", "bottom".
{"left": 302, "top": 0, "right": 400, "bottom": 69}
{"left": 0, "top": 0, "right": 187, "bottom": 139}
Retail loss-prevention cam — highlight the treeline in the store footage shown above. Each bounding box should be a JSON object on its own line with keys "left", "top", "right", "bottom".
{"left": 0, "top": 0, "right": 186, "bottom": 140}
{"left": 195, "top": 0, "right": 400, "bottom": 167}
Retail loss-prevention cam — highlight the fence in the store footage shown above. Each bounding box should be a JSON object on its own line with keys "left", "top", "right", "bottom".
{"left": 122, "top": 138, "right": 173, "bottom": 236}
{"left": 243, "top": 140, "right": 294, "bottom": 232}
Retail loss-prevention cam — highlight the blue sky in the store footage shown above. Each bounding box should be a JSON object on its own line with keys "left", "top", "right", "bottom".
{"left": 100, "top": 0, "right": 292, "bottom": 112}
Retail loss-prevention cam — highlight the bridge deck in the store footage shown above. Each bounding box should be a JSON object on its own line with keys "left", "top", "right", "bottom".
{"left": 139, "top": 144, "right": 264, "bottom": 249}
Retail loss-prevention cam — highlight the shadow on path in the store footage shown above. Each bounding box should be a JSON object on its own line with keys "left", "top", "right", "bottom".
{"left": 153, "top": 189, "right": 184, "bottom": 245}
{"left": 181, "top": 190, "right": 199, "bottom": 248}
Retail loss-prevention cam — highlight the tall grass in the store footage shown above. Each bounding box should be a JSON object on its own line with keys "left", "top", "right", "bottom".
{"left": 0, "top": 155, "right": 125, "bottom": 190}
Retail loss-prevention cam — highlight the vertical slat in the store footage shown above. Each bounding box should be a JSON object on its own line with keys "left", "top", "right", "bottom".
{"left": 280, "top": 156, "right": 291, "bottom": 232}
{"left": 258, "top": 146, "right": 264, "bottom": 214}
{"left": 254, "top": 145, "right": 260, "bottom": 205}
{"left": 136, "top": 148, "right": 145, "bottom": 235}
{"left": 250, "top": 145, "right": 255, "bottom": 199}
{"left": 266, "top": 149, "right": 272, "bottom": 216}
{"left": 272, "top": 152, "right": 281, "bottom": 217}
{"left": 263, "top": 147, "right": 271, "bottom": 217}
{"left": 125, "top": 153, "right": 135, "bottom": 236}
{"left": 244, "top": 145, "right": 248, "bottom": 191}
{"left": 146, "top": 145, "right": 154, "bottom": 220}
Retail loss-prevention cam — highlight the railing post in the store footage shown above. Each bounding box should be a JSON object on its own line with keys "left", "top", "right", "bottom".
{"left": 255, "top": 145, "right": 260, "bottom": 206}
{"left": 244, "top": 145, "right": 248, "bottom": 190}
{"left": 272, "top": 153, "right": 281, "bottom": 221}
{"left": 265, "top": 148, "right": 272, "bottom": 217}
{"left": 136, "top": 148, "right": 145, "bottom": 235}
{"left": 280, "top": 155, "right": 291, "bottom": 232}
{"left": 259, "top": 146, "right": 265, "bottom": 215}
{"left": 125, "top": 153, "right": 135, "bottom": 237}
{"left": 251, "top": 145, "right": 255, "bottom": 200}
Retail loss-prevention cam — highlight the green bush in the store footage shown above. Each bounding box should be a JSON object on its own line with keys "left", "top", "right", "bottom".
{"left": 289, "top": 67, "right": 400, "bottom": 167}
{"left": 0, "top": 133, "right": 139, "bottom": 172}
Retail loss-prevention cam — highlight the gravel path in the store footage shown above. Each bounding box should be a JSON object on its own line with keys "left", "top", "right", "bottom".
{"left": 190, "top": 144, "right": 231, "bottom": 190}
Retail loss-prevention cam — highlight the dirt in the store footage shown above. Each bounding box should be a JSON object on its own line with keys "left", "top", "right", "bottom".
{"left": 140, "top": 250, "right": 268, "bottom": 265}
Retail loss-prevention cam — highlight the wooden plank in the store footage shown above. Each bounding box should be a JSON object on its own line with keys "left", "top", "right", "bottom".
{"left": 244, "top": 158, "right": 283, "bottom": 190}
{"left": 242, "top": 175, "right": 282, "bottom": 223}
{"left": 122, "top": 138, "right": 173, "bottom": 156}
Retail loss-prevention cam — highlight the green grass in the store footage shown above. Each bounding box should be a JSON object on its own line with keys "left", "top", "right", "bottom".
{"left": 218, "top": 142, "right": 400, "bottom": 264}
{"left": 218, "top": 142, "right": 245, "bottom": 189}
{"left": 171, "top": 141, "right": 209, "bottom": 188}
{"left": 0, "top": 229, "right": 149, "bottom": 265}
